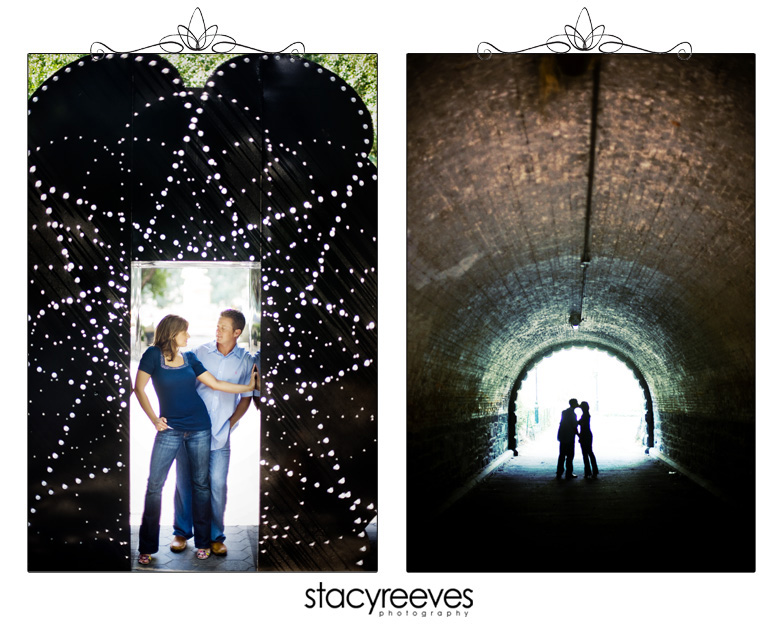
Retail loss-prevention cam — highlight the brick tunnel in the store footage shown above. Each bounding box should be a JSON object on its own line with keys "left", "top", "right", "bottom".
{"left": 406, "top": 54, "right": 754, "bottom": 571}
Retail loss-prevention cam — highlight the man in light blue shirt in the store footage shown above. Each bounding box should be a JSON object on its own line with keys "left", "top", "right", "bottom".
{"left": 170, "top": 309, "right": 256, "bottom": 556}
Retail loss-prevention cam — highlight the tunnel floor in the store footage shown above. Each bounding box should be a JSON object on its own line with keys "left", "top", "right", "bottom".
{"left": 408, "top": 435, "right": 755, "bottom": 572}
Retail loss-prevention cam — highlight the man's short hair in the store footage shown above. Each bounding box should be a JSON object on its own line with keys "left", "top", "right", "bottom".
{"left": 220, "top": 309, "right": 246, "bottom": 333}
{"left": 569, "top": 398, "right": 578, "bottom": 407}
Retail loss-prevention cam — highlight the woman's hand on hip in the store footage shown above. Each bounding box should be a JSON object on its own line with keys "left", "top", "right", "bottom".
{"left": 155, "top": 417, "right": 171, "bottom": 432}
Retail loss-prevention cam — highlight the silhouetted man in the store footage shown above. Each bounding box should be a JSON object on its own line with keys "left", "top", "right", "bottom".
{"left": 556, "top": 398, "right": 579, "bottom": 478}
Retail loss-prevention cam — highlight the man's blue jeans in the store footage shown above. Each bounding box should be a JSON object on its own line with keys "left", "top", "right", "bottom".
{"left": 138, "top": 428, "right": 211, "bottom": 553}
{"left": 173, "top": 442, "right": 231, "bottom": 544}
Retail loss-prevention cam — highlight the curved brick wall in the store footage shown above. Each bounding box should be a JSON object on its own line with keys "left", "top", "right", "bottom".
{"left": 407, "top": 54, "right": 754, "bottom": 514}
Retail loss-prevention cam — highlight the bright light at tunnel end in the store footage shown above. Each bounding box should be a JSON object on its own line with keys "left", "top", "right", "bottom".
{"left": 516, "top": 347, "right": 647, "bottom": 455}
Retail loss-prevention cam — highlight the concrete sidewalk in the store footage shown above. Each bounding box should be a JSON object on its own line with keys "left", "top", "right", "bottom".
{"left": 131, "top": 518, "right": 379, "bottom": 572}
{"left": 131, "top": 525, "right": 258, "bottom": 572}
{"left": 409, "top": 439, "right": 754, "bottom": 572}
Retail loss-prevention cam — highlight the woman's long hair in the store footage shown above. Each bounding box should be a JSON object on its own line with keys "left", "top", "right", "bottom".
{"left": 578, "top": 401, "right": 591, "bottom": 432}
{"left": 153, "top": 314, "right": 188, "bottom": 361}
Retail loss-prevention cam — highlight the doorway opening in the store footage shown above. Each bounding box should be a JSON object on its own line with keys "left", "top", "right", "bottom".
{"left": 129, "top": 261, "right": 260, "bottom": 570}
{"left": 512, "top": 346, "right": 649, "bottom": 458}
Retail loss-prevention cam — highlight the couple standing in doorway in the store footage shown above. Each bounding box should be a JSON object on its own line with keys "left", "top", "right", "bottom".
{"left": 556, "top": 398, "right": 599, "bottom": 479}
{"left": 135, "top": 309, "right": 259, "bottom": 564}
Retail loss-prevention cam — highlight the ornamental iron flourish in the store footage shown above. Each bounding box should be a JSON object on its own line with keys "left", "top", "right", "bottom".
{"left": 478, "top": 7, "right": 692, "bottom": 59}
{"left": 91, "top": 7, "right": 304, "bottom": 58}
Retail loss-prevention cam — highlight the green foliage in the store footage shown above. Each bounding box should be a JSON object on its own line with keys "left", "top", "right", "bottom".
{"left": 27, "top": 53, "right": 86, "bottom": 98}
{"left": 28, "top": 53, "right": 378, "bottom": 162}
{"left": 140, "top": 268, "right": 173, "bottom": 306}
{"left": 159, "top": 53, "right": 236, "bottom": 87}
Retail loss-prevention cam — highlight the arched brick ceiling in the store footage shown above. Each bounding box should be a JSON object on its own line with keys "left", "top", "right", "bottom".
{"left": 407, "top": 54, "right": 754, "bottom": 425}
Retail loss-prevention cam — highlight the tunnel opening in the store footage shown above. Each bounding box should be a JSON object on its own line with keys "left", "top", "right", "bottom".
{"left": 510, "top": 344, "right": 653, "bottom": 460}
{"left": 406, "top": 53, "right": 755, "bottom": 572}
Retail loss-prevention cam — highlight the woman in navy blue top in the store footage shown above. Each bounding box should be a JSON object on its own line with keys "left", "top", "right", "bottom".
{"left": 135, "top": 314, "right": 258, "bottom": 564}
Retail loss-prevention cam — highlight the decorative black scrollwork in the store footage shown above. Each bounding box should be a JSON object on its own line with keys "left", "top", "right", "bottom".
{"left": 91, "top": 7, "right": 305, "bottom": 58}
{"left": 478, "top": 7, "right": 692, "bottom": 60}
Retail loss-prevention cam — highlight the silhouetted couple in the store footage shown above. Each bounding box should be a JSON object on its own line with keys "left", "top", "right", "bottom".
{"left": 556, "top": 398, "right": 599, "bottom": 479}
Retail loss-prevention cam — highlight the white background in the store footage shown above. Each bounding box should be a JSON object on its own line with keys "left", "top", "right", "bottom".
{"left": 6, "top": 1, "right": 781, "bottom": 625}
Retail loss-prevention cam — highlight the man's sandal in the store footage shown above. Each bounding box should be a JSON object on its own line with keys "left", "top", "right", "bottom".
{"left": 196, "top": 548, "right": 211, "bottom": 560}
{"left": 138, "top": 553, "right": 152, "bottom": 565}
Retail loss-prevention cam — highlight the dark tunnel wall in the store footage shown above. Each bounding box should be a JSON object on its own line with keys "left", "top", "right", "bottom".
{"left": 407, "top": 54, "right": 754, "bottom": 515}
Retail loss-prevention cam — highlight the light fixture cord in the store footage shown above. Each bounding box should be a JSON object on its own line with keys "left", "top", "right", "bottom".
{"left": 577, "top": 57, "right": 601, "bottom": 322}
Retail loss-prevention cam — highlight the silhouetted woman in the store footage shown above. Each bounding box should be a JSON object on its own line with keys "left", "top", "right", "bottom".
{"left": 134, "top": 314, "right": 258, "bottom": 565}
{"left": 578, "top": 401, "right": 599, "bottom": 478}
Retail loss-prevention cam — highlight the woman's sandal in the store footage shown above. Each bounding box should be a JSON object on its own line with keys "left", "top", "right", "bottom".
{"left": 138, "top": 553, "right": 152, "bottom": 565}
{"left": 196, "top": 548, "right": 211, "bottom": 560}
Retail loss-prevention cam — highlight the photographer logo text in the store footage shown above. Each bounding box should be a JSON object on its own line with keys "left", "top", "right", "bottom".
{"left": 305, "top": 583, "right": 474, "bottom": 618}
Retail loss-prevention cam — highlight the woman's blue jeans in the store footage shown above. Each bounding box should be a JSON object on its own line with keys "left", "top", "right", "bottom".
{"left": 174, "top": 443, "right": 231, "bottom": 544}
{"left": 138, "top": 428, "right": 211, "bottom": 553}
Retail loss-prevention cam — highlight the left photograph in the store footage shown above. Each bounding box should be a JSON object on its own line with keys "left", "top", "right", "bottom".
{"left": 27, "top": 52, "right": 378, "bottom": 572}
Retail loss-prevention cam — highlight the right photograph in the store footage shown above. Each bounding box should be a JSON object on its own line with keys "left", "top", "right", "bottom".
{"left": 406, "top": 53, "right": 754, "bottom": 572}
